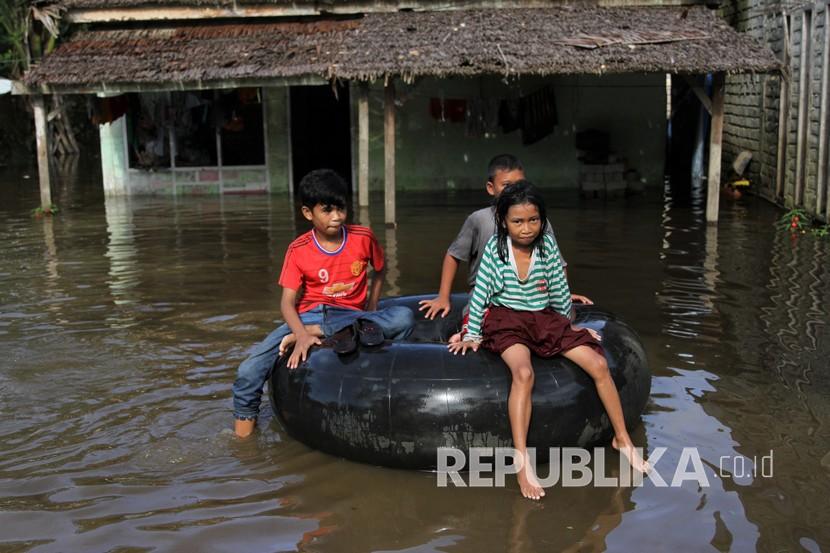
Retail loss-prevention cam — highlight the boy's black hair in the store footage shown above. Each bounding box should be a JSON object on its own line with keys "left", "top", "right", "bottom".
{"left": 494, "top": 180, "right": 549, "bottom": 263}
{"left": 487, "top": 154, "right": 524, "bottom": 182}
{"left": 299, "top": 169, "right": 348, "bottom": 210}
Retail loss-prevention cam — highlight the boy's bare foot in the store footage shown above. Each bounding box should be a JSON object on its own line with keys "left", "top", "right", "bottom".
{"left": 612, "top": 436, "right": 650, "bottom": 473}
{"left": 516, "top": 451, "right": 545, "bottom": 500}
{"left": 234, "top": 419, "right": 255, "bottom": 438}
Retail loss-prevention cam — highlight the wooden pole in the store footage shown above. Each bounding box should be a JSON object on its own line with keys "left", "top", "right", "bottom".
{"left": 706, "top": 73, "right": 725, "bottom": 224}
{"left": 794, "top": 10, "right": 812, "bottom": 207}
{"left": 285, "top": 88, "right": 294, "bottom": 201}
{"left": 817, "top": 7, "right": 830, "bottom": 219}
{"left": 776, "top": 14, "right": 792, "bottom": 201}
{"left": 384, "top": 81, "right": 396, "bottom": 227}
{"left": 33, "top": 95, "right": 53, "bottom": 211}
{"left": 358, "top": 82, "right": 370, "bottom": 207}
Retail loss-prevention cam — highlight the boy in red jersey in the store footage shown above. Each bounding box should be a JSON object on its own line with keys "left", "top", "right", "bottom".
{"left": 232, "top": 169, "right": 414, "bottom": 437}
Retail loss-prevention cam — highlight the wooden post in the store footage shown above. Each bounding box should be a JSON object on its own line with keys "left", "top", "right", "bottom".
{"left": 776, "top": 14, "right": 792, "bottom": 201}
{"left": 706, "top": 73, "right": 725, "bottom": 224}
{"left": 358, "top": 82, "right": 370, "bottom": 207}
{"left": 817, "top": 7, "right": 830, "bottom": 219}
{"left": 285, "top": 88, "right": 294, "bottom": 201}
{"left": 794, "top": 9, "right": 813, "bottom": 207}
{"left": 33, "top": 95, "right": 53, "bottom": 211}
{"left": 776, "top": 75, "right": 790, "bottom": 200}
{"left": 384, "top": 81, "right": 396, "bottom": 227}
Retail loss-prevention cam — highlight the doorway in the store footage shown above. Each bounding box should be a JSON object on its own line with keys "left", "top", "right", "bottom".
{"left": 290, "top": 84, "right": 353, "bottom": 193}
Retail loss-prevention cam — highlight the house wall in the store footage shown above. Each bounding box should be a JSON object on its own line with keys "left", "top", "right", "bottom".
{"left": 100, "top": 116, "right": 129, "bottom": 195}
{"left": 98, "top": 77, "right": 665, "bottom": 196}
{"left": 354, "top": 74, "right": 667, "bottom": 192}
{"left": 721, "top": 0, "right": 830, "bottom": 220}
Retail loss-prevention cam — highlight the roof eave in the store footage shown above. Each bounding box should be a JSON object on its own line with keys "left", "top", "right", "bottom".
{"left": 65, "top": 0, "right": 710, "bottom": 24}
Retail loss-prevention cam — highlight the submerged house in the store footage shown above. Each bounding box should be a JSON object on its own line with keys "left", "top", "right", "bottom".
{"left": 19, "top": 0, "right": 777, "bottom": 223}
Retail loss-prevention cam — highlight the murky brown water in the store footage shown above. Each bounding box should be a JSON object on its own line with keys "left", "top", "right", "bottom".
{"left": 1, "top": 162, "right": 829, "bottom": 552}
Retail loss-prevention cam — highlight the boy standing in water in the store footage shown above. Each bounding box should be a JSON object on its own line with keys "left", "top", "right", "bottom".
{"left": 419, "top": 154, "right": 591, "bottom": 328}
{"left": 232, "top": 169, "right": 414, "bottom": 437}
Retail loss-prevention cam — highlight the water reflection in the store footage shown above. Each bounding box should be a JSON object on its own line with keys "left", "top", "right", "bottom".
{"left": 702, "top": 224, "right": 719, "bottom": 312}
{"left": 354, "top": 204, "right": 400, "bottom": 295}
{"left": 104, "top": 195, "right": 139, "bottom": 309}
{"left": 613, "top": 182, "right": 761, "bottom": 549}
{"left": 383, "top": 226, "right": 401, "bottom": 297}
{"left": 40, "top": 216, "right": 59, "bottom": 283}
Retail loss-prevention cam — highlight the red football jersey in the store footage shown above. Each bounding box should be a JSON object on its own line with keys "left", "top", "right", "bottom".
{"left": 278, "top": 225, "right": 385, "bottom": 313}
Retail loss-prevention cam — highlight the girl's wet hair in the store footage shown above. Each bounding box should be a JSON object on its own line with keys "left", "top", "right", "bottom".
{"left": 494, "top": 180, "right": 548, "bottom": 263}
{"left": 299, "top": 169, "right": 348, "bottom": 210}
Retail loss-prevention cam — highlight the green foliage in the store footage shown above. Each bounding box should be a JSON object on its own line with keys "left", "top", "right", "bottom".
{"left": 0, "top": 1, "right": 65, "bottom": 78}
{"left": 777, "top": 207, "right": 830, "bottom": 238}
{"left": 0, "top": 0, "right": 29, "bottom": 78}
{"left": 31, "top": 204, "right": 59, "bottom": 217}
{"left": 777, "top": 208, "right": 809, "bottom": 232}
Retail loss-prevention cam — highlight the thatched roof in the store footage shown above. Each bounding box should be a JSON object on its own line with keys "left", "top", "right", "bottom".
{"left": 24, "top": 5, "right": 779, "bottom": 92}
{"left": 62, "top": 0, "right": 441, "bottom": 6}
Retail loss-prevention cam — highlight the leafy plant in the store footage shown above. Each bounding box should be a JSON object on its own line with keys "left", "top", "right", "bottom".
{"left": 31, "top": 204, "right": 58, "bottom": 217}
{"left": 777, "top": 208, "right": 809, "bottom": 233}
{"left": 777, "top": 208, "right": 830, "bottom": 239}
{"left": 0, "top": 0, "right": 65, "bottom": 78}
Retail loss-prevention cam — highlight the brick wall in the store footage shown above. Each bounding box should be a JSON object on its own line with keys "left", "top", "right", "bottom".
{"left": 721, "top": 0, "right": 829, "bottom": 219}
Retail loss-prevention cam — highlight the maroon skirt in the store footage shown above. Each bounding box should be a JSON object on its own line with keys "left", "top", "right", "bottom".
{"left": 481, "top": 306, "right": 604, "bottom": 357}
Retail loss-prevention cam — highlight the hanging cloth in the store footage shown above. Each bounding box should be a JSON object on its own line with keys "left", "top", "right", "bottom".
{"left": 520, "top": 85, "right": 558, "bottom": 145}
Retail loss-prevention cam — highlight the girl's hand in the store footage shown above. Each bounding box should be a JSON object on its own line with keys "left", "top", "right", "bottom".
{"left": 572, "top": 324, "right": 602, "bottom": 342}
{"left": 571, "top": 293, "right": 593, "bottom": 305}
{"left": 448, "top": 340, "right": 480, "bottom": 355}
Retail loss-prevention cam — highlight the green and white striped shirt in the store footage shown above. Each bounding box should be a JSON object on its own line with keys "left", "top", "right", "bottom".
{"left": 466, "top": 233, "right": 572, "bottom": 341}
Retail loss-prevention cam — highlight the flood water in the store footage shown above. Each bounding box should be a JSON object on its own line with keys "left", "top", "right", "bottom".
{"left": 1, "top": 162, "right": 828, "bottom": 552}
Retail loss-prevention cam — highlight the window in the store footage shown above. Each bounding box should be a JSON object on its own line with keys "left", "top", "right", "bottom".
{"left": 126, "top": 88, "right": 265, "bottom": 170}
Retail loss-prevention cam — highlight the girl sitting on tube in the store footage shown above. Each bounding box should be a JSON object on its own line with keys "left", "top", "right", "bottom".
{"left": 448, "top": 181, "right": 649, "bottom": 500}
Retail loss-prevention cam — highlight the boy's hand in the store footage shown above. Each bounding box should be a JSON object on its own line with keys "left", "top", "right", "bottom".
{"left": 287, "top": 333, "right": 322, "bottom": 369}
{"left": 571, "top": 324, "right": 602, "bottom": 342}
{"left": 571, "top": 293, "right": 593, "bottom": 305}
{"left": 448, "top": 339, "right": 480, "bottom": 356}
{"left": 419, "top": 296, "right": 451, "bottom": 319}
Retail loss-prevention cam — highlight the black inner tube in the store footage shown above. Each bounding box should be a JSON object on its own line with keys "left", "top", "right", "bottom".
{"left": 269, "top": 295, "right": 651, "bottom": 469}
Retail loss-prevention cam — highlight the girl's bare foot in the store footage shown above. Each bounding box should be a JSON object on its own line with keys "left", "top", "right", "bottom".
{"left": 516, "top": 451, "right": 545, "bottom": 500}
{"left": 612, "top": 436, "right": 650, "bottom": 473}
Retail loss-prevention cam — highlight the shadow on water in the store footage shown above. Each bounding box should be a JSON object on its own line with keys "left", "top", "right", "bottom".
{"left": 0, "top": 167, "right": 828, "bottom": 551}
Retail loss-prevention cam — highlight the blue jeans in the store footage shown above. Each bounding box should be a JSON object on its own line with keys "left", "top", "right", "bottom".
{"left": 232, "top": 304, "right": 414, "bottom": 420}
